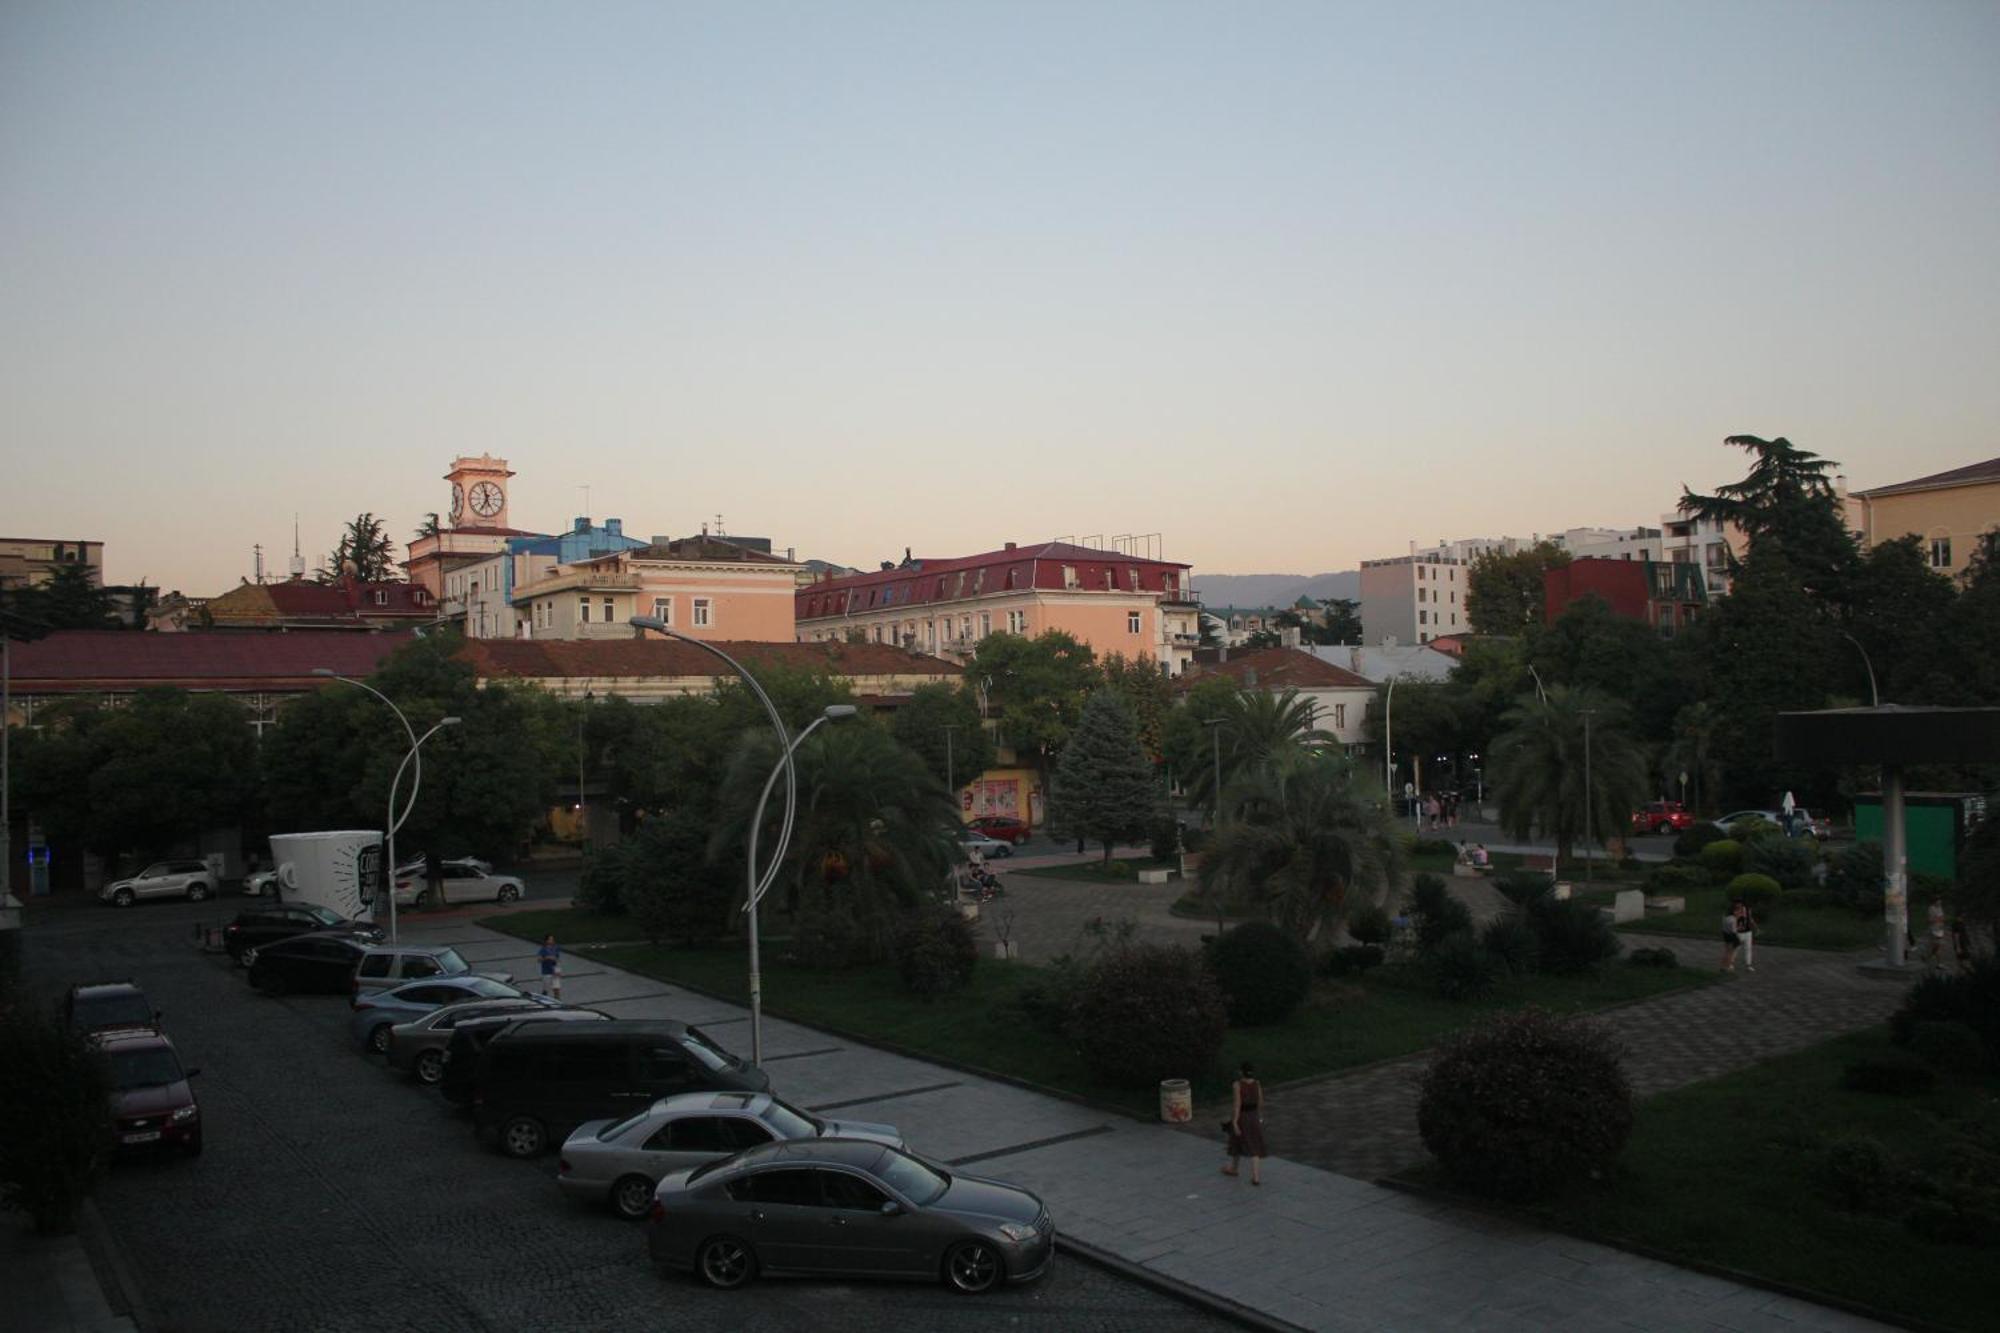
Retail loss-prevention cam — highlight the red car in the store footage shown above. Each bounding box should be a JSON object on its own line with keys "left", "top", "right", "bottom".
{"left": 1630, "top": 801, "right": 1695, "bottom": 837}
{"left": 99, "top": 1029, "right": 203, "bottom": 1157}
{"left": 967, "top": 815, "right": 1034, "bottom": 846}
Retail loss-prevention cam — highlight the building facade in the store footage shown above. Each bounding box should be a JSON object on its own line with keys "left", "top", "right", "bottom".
{"left": 516, "top": 536, "right": 803, "bottom": 643}
{"left": 1358, "top": 554, "right": 1466, "bottom": 645}
{"left": 446, "top": 518, "right": 650, "bottom": 639}
{"left": 1842, "top": 457, "right": 2000, "bottom": 582}
{"left": 405, "top": 455, "right": 546, "bottom": 598}
{"left": 0, "top": 537, "right": 104, "bottom": 589}
{"left": 1658, "top": 510, "right": 1743, "bottom": 596}
{"left": 455, "top": 637, "right": 960, "bottom": 704}
{"left": 795, "top": 541, "right": 1199, "bottom": 674}
{"left": 1543, "top": 557, "right": 1707, "bottom": 637}
{"left": 1182, "top": 646, "right": 1379, "bottom": 750}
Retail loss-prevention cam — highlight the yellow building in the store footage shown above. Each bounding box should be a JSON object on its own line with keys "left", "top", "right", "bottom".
{"left": 1843, "top": 457, "right": 2000, "bottom": 582}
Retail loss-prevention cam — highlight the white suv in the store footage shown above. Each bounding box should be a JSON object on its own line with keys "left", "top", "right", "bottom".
{"left": 101, "top": 859, "right": 218, "bottom": 907}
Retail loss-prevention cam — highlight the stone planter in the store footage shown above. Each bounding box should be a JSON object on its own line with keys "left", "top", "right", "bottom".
{"left": 1137, "top": 867, "right": 1171, "bottom": 885}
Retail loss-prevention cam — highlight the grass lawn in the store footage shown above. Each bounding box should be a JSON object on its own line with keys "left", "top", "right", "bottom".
{"left": 500, "top": 907, "right": 1714, "bottom": 1116}
{"left": 1008, "top": 856, "right": 1177, "bottom": 883}
{"left": 1510, "top": 1027, "right": 1998, "bottom": 1331}
{"left": 1619, "top": 887, "right": 1892, "bottom": 951}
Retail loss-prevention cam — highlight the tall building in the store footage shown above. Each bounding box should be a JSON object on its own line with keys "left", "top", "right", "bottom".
{"left": 405, "top": 455, "right": 545, "bottom": 598}
{"left": 1358, "top": 553, "right": 1466, "bottom": 645}
{"left": 523, "top": 535, "right": 804, "bottom": 642}
{"left": 0, "top": 536, "right": 104, "bottom": 589}
{"left": 1841, "top": 457, "right": 2000, "bottom": 582}
{"left": 447, "top": 518, "right": 649, "bottom": 639}
{"left": 1543, "top": 557, "right": 1707, "bottom": 637}
{"left": 1658, "top": 510, "right": 1743, "bottom": 595}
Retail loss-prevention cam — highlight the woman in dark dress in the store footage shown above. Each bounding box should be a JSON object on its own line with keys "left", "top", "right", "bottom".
{"left": 1221, "top": 1061, "right": 1267, "bottom": 1186}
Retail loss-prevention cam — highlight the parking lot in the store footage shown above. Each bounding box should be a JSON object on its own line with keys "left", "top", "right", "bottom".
{"left": 18, "top": 897, "right": 1231, "bottom": 1332}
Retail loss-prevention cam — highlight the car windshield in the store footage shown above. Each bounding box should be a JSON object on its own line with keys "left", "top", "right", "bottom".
{"left": 766, "top": 1098, "right": 821, "bottom": 1138}
{"left": 108, "top": 1047, "right": 184, "bottom": 1091}
{"left": 435, "top": 949, "right": 469, "bottom": 975}
{"left": 77, "top": 994, "right": 152, "bottom": 1029}
{"left": 874, "top": 1148, "right": 949, "bottom": 1207}
{"left": 462, "top": 977, "right": 516, "bottom": 999}
{"left": 305, "top": 906, "right": 343, "bottom": 927}
{"left": 681, "top": 1027, "right": 737, "bottom": 1072}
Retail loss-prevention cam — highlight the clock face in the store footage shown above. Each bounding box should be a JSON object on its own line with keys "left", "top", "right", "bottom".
{"left": 449, "top": 483, "right": 464, "bottom": 521}
{"left": 468, "top": 480, "right": 504, "bottom": 518}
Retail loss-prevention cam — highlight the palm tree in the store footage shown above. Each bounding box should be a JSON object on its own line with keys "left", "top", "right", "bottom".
{"left": 1196, "top": 751, "right": 1404, "bottom": 942}
{"left": 1664, "top": 700, "right": 1723, "bottom": 816}
{"left": 1185, "top": 687, "right": 1333, "bottom": 820}
{"left": 1488, "top": 686, "right": 1647, "bottom": 878}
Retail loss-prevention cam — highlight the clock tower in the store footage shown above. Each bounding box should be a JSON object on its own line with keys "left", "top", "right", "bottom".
{"left": 446, "top": 454, "right": 514, "bottom": 529}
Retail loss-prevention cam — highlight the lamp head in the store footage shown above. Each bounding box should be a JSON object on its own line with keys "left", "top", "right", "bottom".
{"left": 628, "top": 615, "right": 666, "bottom": 633}
{"left": 311, "top": 667, "right": 335, "bottom": 678}
{"left": 440, "top": 716, "right": 463, "bottom": 727}
{"left": 823, "top": 705, "right": 859, "bottom": 721}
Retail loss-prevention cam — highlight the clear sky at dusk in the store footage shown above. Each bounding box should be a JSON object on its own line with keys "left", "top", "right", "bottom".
{"left": 3, "top": 1, "right": 1995, "bottom": 593}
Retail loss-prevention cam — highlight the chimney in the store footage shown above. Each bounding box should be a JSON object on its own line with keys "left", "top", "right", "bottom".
{"left": 573, "top": 517, "right": 589, "bottom": 533}
{"left": 785, "top": 546, "right": 795, "bottom": 562}
{"left": 1281, "top": 625, "right": 1301, "bottom": 648}
{"left": 1004, "top": 541, "right": 1017, "bottom": 550}
{"left": 880, "top": 561, "right": 895, "bottom": 571}
{"left": 651, "top": 535, "right": 672, "bottom": 546}
{"left": 605, "top": 518, "right": 622, "bottom": 536}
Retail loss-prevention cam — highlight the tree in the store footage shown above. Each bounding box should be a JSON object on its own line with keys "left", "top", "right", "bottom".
{"left": 1945, "top": 532, "right": 2000, "bottom": 706}
{"left": 1487, "top": 686, "right": 1648, "bottom": 878}
{"left": 0, "top": 1001, "right": 112, "bottom": 1235}
{"left": 1047, "top": 689, "right": 1160, "bottom": 863}
{"left": 0, "top": 564, "right": 118, "bottom": 631}
{"left": 1526, "top": 594, "right": 1695, "bottom": 743}
{"left": 965, "top": 631, "right": 1101, "bottom": 789}
{"left": 1320, "top": 598, "right": 1364, "bottom": 643}
{"left": 414, "top": 513, "right": 443, "bottom": 540}
{"left": 1465, "top": 542, "right": 1571, "bottom": 637}
{"left": 1197, "top": 751, "right": 1403, "bottom": 941}
{"left": 1365, "top": 677, "right": 1469, "bottom": 794}
{"left": 1663, "top": 701, "right": 1723, "bottom": 815}
{"left": 1679, "top": 434, "right": 1858, "bottom": 602}
{"left": 1243, "top": 627, "right": 1283, "bottom": 650}
{"left": 1161, "top": 676, "right": 1240, "bottom": 815}
{"left": 890, "top": 683, "right": 995, "bottom": 795}
{"left": 319, "top": 512, "right": 398, "bottom": 583}
{"left": 1100, "top": 653, "right": 1174, "bottom": 761}
{"left": 613, "top": 809, "right": 736, "bottom": 946}
{"left": 1842, "top": 535, "right": 1959, "bottom": 704}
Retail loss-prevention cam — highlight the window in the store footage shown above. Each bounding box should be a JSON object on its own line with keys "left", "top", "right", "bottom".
{"left": 820, "top": 1171, "right": 889, "bottom": 1211}
{"left": 1333, "top": 703, "right": 1346, "bottom": 729}
{"left": 651, "top": 597, "right": 672, "bottom": 625}
{"left": 403, "top": 956, "right": 440, "bottom": 979}
{"left": 1007, "top": 610, "right": 1026, "bottom": 634}
{"left": 659, "top": 1116, "right": 730, "bottom": 1153}
{"left": 693, "top": 598, "right": 712, "bottom": 627}
{"left": 979, "top": 612, "right": 991, "bottom": 637}
{"left": 1416, "top": 566, "right": 1424, "bottom": 580}
{"left": 719, "top": 1117, "right": 776, "bottom": 1151}
{"left": 373, "top": 590, "right": 387, "bottom": 605}
{"left": 1658, "top": 604, "right": 1677, "bottom": 637}
{"left": 1706, "top": 544, "right": 1728, "bottom": 570}
{"left": 358, "top": 955, "right": 391, "bottom": 978}
{"left": 1062, "top": 565, "right": 1078, "bottom": 588}
{"left": 736, "top": 1169, "right": 824, "bottom": 1207}
{"left": 1418, "top": 609, "right": 1427, "bottom": 625}
{"left": 1417, "top": 588, "right": 1426, "bottom": 603}
{"left": 1127, "top": 611, "right": 1141, "bottom": 633}
{"left": 1930, "top": 536, "right": 1953, "bottom": 569}
{"left": 578, "top": 598, "right": 591, "bottom": 624}
{"left": 1449, "top": 591, "right": 1456, "bottom": 604}
{"left": 602, "top": 598, "right": 613, "bottom": 622}
{"left": 555, "top": 1044, "right": 628, "bottom": 1082}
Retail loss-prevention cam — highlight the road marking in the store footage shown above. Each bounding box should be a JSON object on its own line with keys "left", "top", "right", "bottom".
{"left": 759, "top": 1046, "right": 843, "bottom": 1063}
{"left": 808, "top": 1081, "right": 963, "bottom": 1112}
{"left": 946, "top": 1124, "right": 1115, "bottom": 1167}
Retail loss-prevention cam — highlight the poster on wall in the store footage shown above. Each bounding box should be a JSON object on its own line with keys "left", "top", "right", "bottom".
{"left": 975, "top": 781, "right": 1019, "bottom": 819}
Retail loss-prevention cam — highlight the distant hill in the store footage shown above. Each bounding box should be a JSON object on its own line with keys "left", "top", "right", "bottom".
{"left": 1190, "top": 570, "right": 1360, "bottom": 611}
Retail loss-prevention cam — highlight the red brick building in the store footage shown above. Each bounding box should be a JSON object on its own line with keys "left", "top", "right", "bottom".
{"left": 1543, "top": 558, "right": 1708, "bottom": 637}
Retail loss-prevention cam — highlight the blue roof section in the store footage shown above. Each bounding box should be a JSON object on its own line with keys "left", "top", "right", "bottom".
{"left": 500, "top": 520, "right": 648, "bottom": 599}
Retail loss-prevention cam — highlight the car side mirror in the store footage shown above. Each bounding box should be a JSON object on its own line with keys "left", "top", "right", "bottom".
{"left": 879, "top": 1200, "right": 903, "bottom": 1217}
{"left": 185, "top": 1068, "right": 202, "bottom": 1079}
{"left": 154, "top": 1009, "right": 164, "bottom": 1022}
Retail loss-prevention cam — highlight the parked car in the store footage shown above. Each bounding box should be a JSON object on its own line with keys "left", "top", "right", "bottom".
{"left": 387, "top": 1000, "right": 595, "bottom": 1085}
{"left": 352, "top": 944, "right": 507, "bottom": 998}
{"left": 965, "top": 816, "right": 1032, "bottom": 847}
{"left": 1629, "top": 801, "right": 1696, "bottom": 837}
{"left": 349, "top": 976, "right": 545, "bottom": 1054}
{"left": 99, "top": 858, "right": 217, "bottom": 908}
{"left": 242, "top": 869, "right": 278, "bottom": 896}
{"left": 224, "top": 904, "right": 381, "bottom": 962}
{"left": 97, "top": 1029, "right": 203, "bottom": 1157}
{"left": 391, "top": 862, "right": 525, "bottom": 908}
{"left": 66, "top": 981, "right": 160, "bottom": 1036}
{"left": 560, "top": 1091, "right": 904, "bottom": 1219}
{"left": 955, "top": 831, "right": 1011, "bottom": 860}
{"left": 396, "top": 855, "right": 494, "bottom": 879}
{"left": 647, "top": 1139, "right": 1053, "bottom": 1293}
{"left": 1715, "top": 808, "right": 1831, "bottom": 841}
{"left": 437, "top": 1008, "right": 614, "bottom": 1104}
{"left": 246, "top": 932, "right": 373, "bottom": 995}
{"left": 471, "top": 1020, "right": 770, "bottom": 1159}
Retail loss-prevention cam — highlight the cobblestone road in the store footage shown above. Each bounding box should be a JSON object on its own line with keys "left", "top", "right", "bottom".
{"left": 16, "top": 899, "right": 1232, "bottom": 1333}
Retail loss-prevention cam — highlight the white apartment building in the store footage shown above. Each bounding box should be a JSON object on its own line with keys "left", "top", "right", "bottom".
{"left": 1359, "top": 553, "right": 1466, "bottom": 645}
{"left": 1658, "top": 511, "right": 1743, "bottom": 595}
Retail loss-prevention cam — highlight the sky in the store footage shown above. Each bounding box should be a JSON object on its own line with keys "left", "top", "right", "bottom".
{"left": 3, "top": 1, "right": 1996, "bottom": 593}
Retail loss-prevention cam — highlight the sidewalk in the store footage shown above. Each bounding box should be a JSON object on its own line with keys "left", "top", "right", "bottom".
{"left": 411, "top": 915, "right": 1885, "bottom": 1332}
{"left": 2, "top": 1206, "right": 138, "bottom": 1333}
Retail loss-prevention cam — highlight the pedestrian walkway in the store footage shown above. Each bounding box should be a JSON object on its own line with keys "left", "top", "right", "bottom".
{"left": 407, "top": 916, "right": 1886, "bottom": 1332}
{"left": 1207, "top": 934, "right": 1904, "bottom": 1183}
{"left": 1, "top": 1212, "right": 138, "bottom": 1333}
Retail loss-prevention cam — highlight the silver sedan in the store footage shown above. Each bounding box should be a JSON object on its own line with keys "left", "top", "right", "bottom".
{"left": 559, "top": 1091, "right": 903, "bottom": 1220}
{"left": 385, "top": 999, "right": 554, "bottom": 1084}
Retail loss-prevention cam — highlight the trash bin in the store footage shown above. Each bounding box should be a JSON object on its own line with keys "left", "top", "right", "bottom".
{"left": 1159, "top": 1078, "right": 1192, "bottom": 1124}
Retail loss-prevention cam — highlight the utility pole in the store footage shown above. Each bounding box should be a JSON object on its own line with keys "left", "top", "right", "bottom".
{"left": 1582, "top": 708, "right": 1596, "bottom": 888}
{"left": 1205, "top": 717, "right": 1227, "bottom": 828}
{"left": 941, "top": 723, "right": 960, "bottom": 812}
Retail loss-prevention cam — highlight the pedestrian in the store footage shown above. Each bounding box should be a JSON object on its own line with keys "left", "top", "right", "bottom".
{"left": 1220, "top": 1061, "right": 1267, "bottom": 1186}
{"left": 1424, "top": 793, "right": 1440, "bottom": 831}
{"left": 537, "top": 933, "right": 562, "bottom": 1000}
{"left": 1923, "top": 899, "right": 1949, "bottom": 972}
{"left": 1951, "top": 915, "right": 1974, "bottom": 973}
{"left": 1731, "top": 896, "right": 1758, "bottom": 972}
{"left": 1720, "top": 904, "right": 1742, "bottom": 973}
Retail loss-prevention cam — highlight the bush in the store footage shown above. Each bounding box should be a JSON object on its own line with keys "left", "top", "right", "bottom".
{"left": 893, "top": 907, "right": 979, "bottom": 999}
{"left": 1700, "top": 839, "right": 1744, "bottom": 876}
{"left": 1322, "top": 944, "right": 1385, "bottom": 978}
{"left": 1906, "top": 1021, "right": 1987, "bottom": 1076}
{"left": 1411, "top": 838, "right": 1459, "bottom": 859}
{"left": 1626, "top": 946, "right": 1678, "bottom": 968}
{"left": 787, "top": 901, "right": 877, "bottom": 970}
{"left": 1822, "top": 1135, "right": 1893, "bottom": 1210}
{"left": 1479, "top": 914, "right": 1540, "bottom": 976}
{"left": 1645, "top": 862, "right": 1710, "bottom": 892}
{"left": 1430, "top": 931, "right": 1500, "bottom": 1001}
{"left": 1780, "top": 888, "right": 1840, "bottom": 910}
{"left": 0, "top": 1000, "right": 113, "bottom": 1235}
{"left": 1743, "top": 836, "right": 1818, "bottom": 889}
{"left": 1102, "top": 858, "right": 1135, "bottom": 880}
{"left": 1410, "top": 874, "right": 1472, "bottom": 953}
{"left": 1492, "top": 869, "right": 1555, "bottom": 907}
{"left": 1417, "top": 1007, "right": 1633, "bottom": 1201}
{"left": 1070, "top": 944, "right": 1229, "bottom": 1089}
{"left": 1346, "top": 904, "right": 1392, "bottom": 945}
{"left": 1673, "top": 823, "right": 1729, "bottom": 859}
{"left": 1826, "top": 841, "right": 1884, "bottom": 908}
{"left": 1891, "top": 961, "right": 2000, "bottom": 1066}
{"left": 1726, "top": 816, "right": 1783, "bottom": 842}
{"left": 574, "top": 846, "right": 631, "bottom": 914}
{"left": 621, "top": 810, "right": 736, "bottom": 947}
{"left": 1527, "top": 896, "right": 1623, "bottom": 974}
{"left": 1206, "top": 921, "right": 1313, "bottom": 1026}
{"left": 1840, "top": 1050, "right": 1937, "bottom": 1096}
{"left": 1149, "top": 815, "right": 1189, "bottom": 863}
{"left": 1725, "top": 874, "right": 1783, "bottom": 920}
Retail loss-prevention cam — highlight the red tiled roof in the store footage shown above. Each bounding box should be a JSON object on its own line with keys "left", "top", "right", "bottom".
{"left": 1184, "top": 646, "right": 1375, "bottom": 691}
{"left": 458, "top": 638, "right": 962, "bottom": 681}
{"left": 1855, "top": 456, "right": 2000, "bottom": 498}
{"left": 797, "top": 541, "right": 1191, "bottom": 619}
{"left": 582, "top": 538, "right": 795, "bottom": 566}
{"left": 262, "top": 581, "right": 434, "bottom": 617}
{"left": 7, "top": 630, "right": 413, "bottom": 690}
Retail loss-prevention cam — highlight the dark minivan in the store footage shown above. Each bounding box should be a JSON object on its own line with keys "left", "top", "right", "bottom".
{"left": 471, "top": 1020, "right": 769, "bottom": 1158}
{"left": 246, "top": 932, "right": 373, "bottom": 995}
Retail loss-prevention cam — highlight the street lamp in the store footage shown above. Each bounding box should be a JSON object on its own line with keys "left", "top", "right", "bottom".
{"left": 1203, "top": 717, "right": 1227, "bottom": 828}
{"left": 1382, "top": 676, "right": 1398, "bottom": 809}
{"left": 1581, "top": 707, "right": 1596, "bottom": 889}
{"left": 940, "top": 723, "right": 961, "bottom": 812}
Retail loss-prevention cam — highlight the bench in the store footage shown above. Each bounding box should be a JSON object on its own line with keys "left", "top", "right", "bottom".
{"left": 1137, "top": 867, "right": 1172, "bottom": 885}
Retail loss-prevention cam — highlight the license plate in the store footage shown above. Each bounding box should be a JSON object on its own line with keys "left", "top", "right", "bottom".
{"left": 122, "top": 1131, "right": 161, "bottom": 1144}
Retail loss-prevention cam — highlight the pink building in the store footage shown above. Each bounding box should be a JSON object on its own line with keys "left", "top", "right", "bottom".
{"left": 516, "top": 535, "right": 803, "bottom": 642}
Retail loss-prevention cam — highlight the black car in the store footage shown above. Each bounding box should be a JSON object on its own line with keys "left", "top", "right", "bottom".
{"left": 438, "top": 1008, "right": 613, "bottom": 1106}
{"left": 66, "top": 981, "right": 160, "bottom": 1036}
{"left": 245, "top": 932, "right": 372, "bottom": 996}
{"left": 469, "top": 1020, "right": 770, "bottom": 1158}
{"left": 224, "top": 904, "right": 382, "bottom": 962}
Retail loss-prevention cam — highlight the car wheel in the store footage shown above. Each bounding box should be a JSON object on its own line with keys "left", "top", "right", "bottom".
{"left": 367, "top": 1024, "right": 393, "bottom": 1055}
{"left": 241, "top": 947, "right": 259, "bottom": 968}
{"left": 944, "top": 1239, "right": 1003, "bottom": 1294}
{"left": 993, "top": 845, "right": 1012, "bottom": 858}
{"left": 111, "top": 888, "right": 135, "bottom": 908}
{"left": 696, "top": 1235, "right": 757, "bottom": 1289}
{"left": 496, "top": 884, "right": 520, "bottom": 904}
{"left": 414, "top": 1049, "right": 445, "bottom": 1085}
{"left": 611, "top": 1174, "right": 656, "bottom": 1220}
{"left": 187, "top": 882, "right": 210, "bottom": 902}
{"left": 500, "top": 1115, "right": 547, "bottom": 1158}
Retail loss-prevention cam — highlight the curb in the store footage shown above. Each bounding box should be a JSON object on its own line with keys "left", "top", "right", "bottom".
{"left": 1055, "top": 1232, "right": 1304, "bottom": 1333}
{"left": 1374, "top": 1176, "right": 1933, "bottom": 1333}
{"left": 78, "top": 1196, "right": 152, "bottom": 1331}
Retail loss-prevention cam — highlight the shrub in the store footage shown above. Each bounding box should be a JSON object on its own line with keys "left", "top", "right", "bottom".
{"left": 1411, "top": 838, "right": 1459, "bottom": 858}
{"left": 1726, "top": 817, "right": 1783, "bottom": 842}
{"left": 1725, "top": 874, "right": 1783, "bottom": 921}
{"left": 894, "top": 907, "right": 979, "bottom": 999}
{"left": 1417, "top": 1007, "right": 1633, "bottom": 1201}
{"left": 1904, "top": 1197, "right": 1989, "bottom": 1246}
{"left": 573, "top": 845, "right": 631, "bottom": 914}
{"left": 620, "top": 810, "right": 736, "bottom": 947}
{"left": 1700, "top": 839, "right": 1744, "bottom": 876}
{"left": 1070, "top": 944, "right": 1229, "bottom": 1088}
{"left": 787, "top": 901, "right": 875, "bottom": 970}
{"left": 1102, "top": 859, "right": 1135, "bottom": 880}
{"left": 1207, "top": 920, "right": 1313, "bottom": 1025}
{"left": 1322, "top": 944, "right": 1384, "bottom": 978}
{"left": 1527, "top": 896, "right": 1622, "bottom": 974}
{"left": 1014, "top": 961, "right": 1080, "bottom": 1034}
{"left": 1673, "top": 823, "right": 1728, "bottom": 859}
{"left": 1906, "top": 1021, "right": 1986, "bottom": 1076}
{"left": 1430, "top": 931, "right": 1500, "bottom": 1001}
{"left": 1410, "top": 874, "right": 1472, "bottom": 953}
{"left": 0, "top": 1001, "right": 114, "bottom": 1235}
{"left": 1180, "top": 826, "right": 1210, "bottom": 855}
{"left": 1891, "top": 961, "right": 2000, "bottom": 1065}
{"left": 1626, "top": 946, "right": 1678, "bottom": 968}
{"left": 1840, "top": 1050, "right": 1937, "bottom": 1096}
{"left": 1346, "top": 904, "right": 1392, "bottom": 946}
{"left": 1479, "top": 914, "right": 1540, "bottom": 976}
{"left": 1492, "top": 869, "right": 1555, "bottom": 907}
{"left": 1646, "top": 862, "right": 1710, "bottom": 893}
{"left": 1149, "top": 815, "right": 1189, "bottom": 863}
{"left": 1826, "top": 841, "right": 1884, "bottom": 907}
{"left": 1743, "top": 836, "right": 1818, "bottom": 889}
{"left": 1822, "top": 1135, "right": 1893, "bottom": 1210}
{"left": 1780, "top": 888, "right": 1840, "bottom": 910}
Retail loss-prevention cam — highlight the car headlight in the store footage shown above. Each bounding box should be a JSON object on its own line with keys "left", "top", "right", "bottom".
{"left": 171, "top": 1105, "right": 199, "bottom": 1123}
{"left": 997, "top": 1222, "right": 1037, "bottom": 1243}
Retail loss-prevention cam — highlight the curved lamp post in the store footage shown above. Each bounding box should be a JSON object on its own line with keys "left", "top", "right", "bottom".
{"left": 628, "top": 616, "right": 852, "bottom": 1064}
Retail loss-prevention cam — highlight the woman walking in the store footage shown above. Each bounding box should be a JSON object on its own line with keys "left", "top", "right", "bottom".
{"left": 1720, "top": 905, "right": 1742, "bottom": 973}
{"left": 1220, "top": 1061, "right": 1267, "bottom": 1186}
{"left": 1732, "top": 896, "right": 1758, "bottom": 972}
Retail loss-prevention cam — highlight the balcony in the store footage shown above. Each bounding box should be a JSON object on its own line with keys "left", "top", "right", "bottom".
{"left": 511, "top": 568, "right": 643, "bottom": 602}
